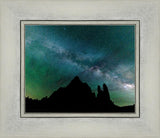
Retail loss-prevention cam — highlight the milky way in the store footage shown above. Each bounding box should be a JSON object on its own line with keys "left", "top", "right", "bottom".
{"left": 25, "top": 25, "right": 135, "bottom": 106}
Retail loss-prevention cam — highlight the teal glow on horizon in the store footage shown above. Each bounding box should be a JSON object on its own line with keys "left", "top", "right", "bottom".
{"left": 25, "top": 25, "right": 135, "bottom": 106}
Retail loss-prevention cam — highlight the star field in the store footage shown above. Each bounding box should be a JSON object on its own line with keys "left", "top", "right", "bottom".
{"left": 25, "top": 25, "right": 135, "bottom": 106}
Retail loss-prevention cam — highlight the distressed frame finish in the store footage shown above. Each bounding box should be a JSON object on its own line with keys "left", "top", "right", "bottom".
{"left": 0, "top": 0, "right": 160, "bottom": 138}
{"left": 20, "top": 20, "right": 140, "bottom": 118}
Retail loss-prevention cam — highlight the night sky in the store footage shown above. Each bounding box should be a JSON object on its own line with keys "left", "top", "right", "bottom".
{"left": 25, "top": 25, "right": 135, "bottom": 106}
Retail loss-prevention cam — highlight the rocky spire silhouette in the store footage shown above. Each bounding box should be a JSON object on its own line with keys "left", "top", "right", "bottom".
{"left": 69, "top": 76, "right": 82, "bottom": 85}
{"left": 97, "top": 85, "right": 103, "bottom": 104}
{"left": 98, "top": 85, "right": 103, "bottom": 94}
{"left": 103, "top": 83, "right": 111, "bottom": 103}
{"left": 97, "top": 83, "right": 113, "bottom": 109}
{"left": 25, "top": 76, "right": 135, "bottom": 112}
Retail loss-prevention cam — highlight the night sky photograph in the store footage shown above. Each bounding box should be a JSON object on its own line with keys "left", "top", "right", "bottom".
{"left": 25, "top": 24, "right": 135, "bottom": 112}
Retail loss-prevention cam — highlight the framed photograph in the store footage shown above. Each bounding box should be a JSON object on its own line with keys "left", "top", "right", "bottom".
{"left": 20, "top": 20, "right": 140, "bottom": 118}
{"left": 0, "top": 0, "right": 160, "bottom": 138}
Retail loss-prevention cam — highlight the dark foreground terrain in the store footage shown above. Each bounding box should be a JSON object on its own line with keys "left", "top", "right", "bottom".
{"left": 25, "top": 76, "right": 135, "bottom": 112}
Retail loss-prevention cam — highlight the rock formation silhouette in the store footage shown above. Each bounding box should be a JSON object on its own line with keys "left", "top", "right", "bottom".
{"left": 25, "top": 76, "right": 135, "bottom": 112}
